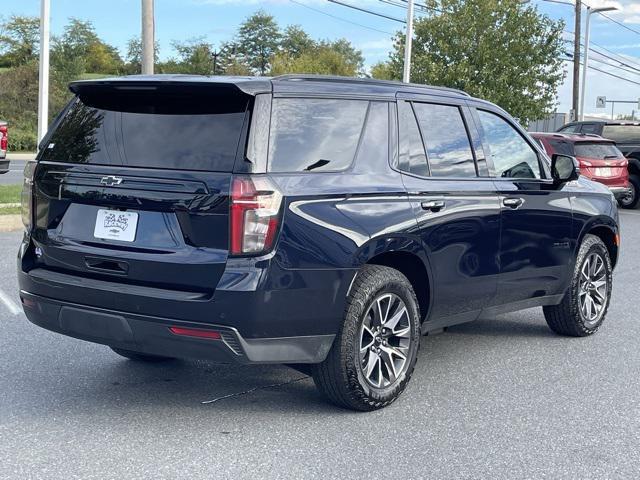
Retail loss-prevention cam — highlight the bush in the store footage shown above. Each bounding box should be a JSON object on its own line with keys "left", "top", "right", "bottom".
{"left": 8, "top": 126, "right": 37, "bottom": 152}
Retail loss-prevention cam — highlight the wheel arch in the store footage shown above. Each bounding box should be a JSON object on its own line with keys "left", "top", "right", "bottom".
{"left": 627, "top": 156, "right": 640, "bottom": 175}
{"left": 352, "top": 235, "right": 433, "bottom": 323}
{"left": 578, "top": 219, "right": 619, "bottom": 268}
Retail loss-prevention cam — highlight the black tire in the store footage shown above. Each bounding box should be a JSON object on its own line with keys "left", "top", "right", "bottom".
{"left": 110, "top": 347, "right": 175, "bottom": 362}
{"left": 311, "top": 265, "right": 421, "bottom": 411}
{"left": 543, "top": 234, "right": 612, "bottom": 337}
{"left": 619, "top": 173, "right": 639, "bottom": 209}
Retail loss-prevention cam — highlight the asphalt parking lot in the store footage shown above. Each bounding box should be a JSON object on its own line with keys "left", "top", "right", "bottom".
{"left": 0, "top": 155, "right": 29, "bottom": 186}
{"left": 1, "top": 212, "right": 639, "bottom": 479}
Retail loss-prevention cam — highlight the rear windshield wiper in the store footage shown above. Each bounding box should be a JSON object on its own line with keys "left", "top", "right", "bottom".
{"left": 604, "top": 155, "right": 620, "bottom": 159}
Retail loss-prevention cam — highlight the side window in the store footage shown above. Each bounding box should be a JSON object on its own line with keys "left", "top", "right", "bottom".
{"left": 268, "top": 98, "right": 368, "bottom": 172}
{"left": 398, "top": 101, "right": 428, "bottom": 176}
{"left": 413, "top": 103, "right": 477, "bottom": 177}
{"left": 477, "top": 110, "right": 542, "bottom": 179}
{"left": 581, "top": 123, "right": 600, "bottom": 134}
{"left": 354, "top": 102, "right": 389, "bottom": 169}
{"left": 560, "top": 124, "right": 579, "bottom": 133}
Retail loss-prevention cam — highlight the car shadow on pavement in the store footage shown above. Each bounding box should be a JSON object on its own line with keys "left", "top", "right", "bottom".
{"left": 84, "top": 357, "right": 350, "bottom": 415}
{"left": 444, "top": 315, "right": 556, "bottom": 338}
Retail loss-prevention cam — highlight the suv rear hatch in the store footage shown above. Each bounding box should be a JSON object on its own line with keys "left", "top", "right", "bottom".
{"left": 27, "top": 80, "right": 256, "bottom": 308}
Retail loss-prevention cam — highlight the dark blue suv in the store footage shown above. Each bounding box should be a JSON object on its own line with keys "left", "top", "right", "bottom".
{"left": 18, "top": 75, "right": 619, "bottom": 410}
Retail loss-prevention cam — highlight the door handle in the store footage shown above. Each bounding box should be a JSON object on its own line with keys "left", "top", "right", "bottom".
{"left": 503, "top": 197, "right": 524, "bottom": 209}
{"left": 421, "top": 200, "right": 446, "bottom": 212}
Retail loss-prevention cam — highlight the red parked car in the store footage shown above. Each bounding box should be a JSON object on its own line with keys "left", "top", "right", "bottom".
{"left": 0, "top": 121, "right": 8, "bottom": 174}
{"left": 531, "top": 132, "right": 632, "bottom": 207}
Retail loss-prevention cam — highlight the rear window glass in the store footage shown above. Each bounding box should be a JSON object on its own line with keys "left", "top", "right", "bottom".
{"left": 602, "top": 125, "right": 640, "bottom": 144}
{"left": 574, "top": 143, "right": 623, "bottom": 159}
{"left": 548, "top": 139, "right": 574, "bottom": 156}
{"left": 40, "top": 87, "right": 248, "bottom": 171}
{"left": 268, "top": 98, "right": 368, "bottom": 172}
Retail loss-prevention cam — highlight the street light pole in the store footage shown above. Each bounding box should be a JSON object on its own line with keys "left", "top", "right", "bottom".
{"left": 37, "top": 0, "right": 50, "bottom": 147}
{"left": 580, "top": 5, "right": 617, "bottom": 121}
{"left": 572, "top": 0, "right": 581, "bottom": 121}
{"left": 402, "top": 0, "right": 414, "bottom": 83}
{"left": 141, "top": 0, "right": 155, "bottom": 75}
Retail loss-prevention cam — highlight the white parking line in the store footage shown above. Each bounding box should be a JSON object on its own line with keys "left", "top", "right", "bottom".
{"left": 620, "top": 210, "right": 640, "bottom": 216}
{"left": 0, "top": 288, "right": 21, "bottom": 315}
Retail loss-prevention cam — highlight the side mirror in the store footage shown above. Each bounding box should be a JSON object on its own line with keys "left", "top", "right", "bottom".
{"left": 551, "top": 154, "right": 580, "bottom": 184}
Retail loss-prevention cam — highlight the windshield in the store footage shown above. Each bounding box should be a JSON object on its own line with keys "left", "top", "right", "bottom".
{"left": 40, "top": 87, "right": 249, "bottom": 172}
{"left": 574, "top": 143, "right": 623, "bottom": 160}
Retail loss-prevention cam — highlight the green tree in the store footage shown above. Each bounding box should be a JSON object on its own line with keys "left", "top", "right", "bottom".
{"left": 217, "top": 41, "right": 252, "bottom": 75}
{"left": 235, "top": 10, "right": 280, "bottom": 75}
{"left": 319, "top": 38, "right": 364, "bottom": 75}
{"left": 169, "top": 38, "right": 216, "bottom": 75}
{"left": 379, "top": 0, "right": 565, "bottom": 123}
{"left": 0, "top": 15, "right": 40, "bottom": 67}
{"left": 124, "top": 37, "right": 159, "bottom": 74}
{"left": 52, "top": 19, "right": 122, "bottom": 78}
{"left": 369, "top": 61, "right": 395, "bottom": 80}
{"left": 270, "top": 46, "right": 360, "bottom": 76}
{"left": 281, "top": 25, "right": 315, "bottom": 57}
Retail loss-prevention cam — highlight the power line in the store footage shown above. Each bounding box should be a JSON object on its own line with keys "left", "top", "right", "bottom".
{"left": 599, "top": 11, "right": 640, "bottom": 38}
{"left": 327, "top": 0, "right": 406, "bottom": 23}
{"left": 288, "top": 0, "right": 395, "bottom": 35}
{"left": 384, "top": 0, "right": 442, "bottom": 14}
{"left": 589, "top": 55, "right": 640, "bottom": 79}
{"left": 590, "top": 41, "right": 640, "bottom": 70}
{"left": 564, "top": 31, "right": 640, "bottom": 75}
{"left": 560, "top": 56, "right": 640, "bottom": 86}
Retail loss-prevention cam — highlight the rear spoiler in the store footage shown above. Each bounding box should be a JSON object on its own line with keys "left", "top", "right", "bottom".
{"left": 69, "top": 75, "right": 273, "bottom": 97}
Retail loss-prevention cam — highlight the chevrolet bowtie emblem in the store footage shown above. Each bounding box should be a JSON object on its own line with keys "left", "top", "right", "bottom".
{"left": 100, "top": 175, "right": 124, "bottom": 186}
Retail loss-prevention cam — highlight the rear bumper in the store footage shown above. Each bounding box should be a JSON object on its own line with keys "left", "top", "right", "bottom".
{"left": 608, "top": 186, "right": 632, "bottom": 199}
{"left": 19, "top": 291, "right": 335, "bottom": 364}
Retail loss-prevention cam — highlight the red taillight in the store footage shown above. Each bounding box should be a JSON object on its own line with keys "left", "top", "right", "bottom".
{"left": 230, "top": 175, "right": 283, "bottom": 255}
{"left": 0, "top": 125, "right": 7, "bottom": 151}
{"left": 169, "top": 326, "right": 222, "bottom": 340}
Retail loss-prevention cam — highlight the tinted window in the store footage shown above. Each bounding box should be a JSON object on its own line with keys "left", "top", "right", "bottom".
{"left": 548, "top": 139, "right": 574, "bottom": 156}
{"left": 581, "top": 123, "right": 600, "bottom": 134}
{"left": 268, "top": 98, "right": 368, "bottom": 172}
{"left": 41, "top": 90, "right": 248, "bottom": 171}
{"left": 398, "top": 101, "right": 428, "bottom": 176}
{"left": 413, "top": 103, "right": 476, "bottom": 177}
{"left": 355, "top": 102, "right": 389, "bottom": 169}
{"left": 478, "top": 110, "right": 541, "bottom": 179}
{"left": 574, "top": 142, "right": 623, "bottom": 159}
{"left": 602, "top": 125, "right": 640, "bottom": 144}
{"left": 559, "top": 124, "right": 580, "bottom": 133}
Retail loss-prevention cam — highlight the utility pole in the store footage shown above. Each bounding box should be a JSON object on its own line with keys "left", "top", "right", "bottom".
{"left": 402, "top": 0, "right": 415, "bottom": 83}
{"left": 572, "top": 0, "right": 581, "bottom": 121}
{"left": 580, "top": 5, "right": 617, "bottom": 121}
{"left": 37, "top": 0, "right": 50, "bottom": 146}
{"left": 141, "top": 0, "right": 155, "bottom": 75}
{"left": 212, "top": 50, "right": 219, "bottom": 76}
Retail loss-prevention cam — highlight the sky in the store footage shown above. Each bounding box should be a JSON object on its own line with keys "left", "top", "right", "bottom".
{"left": 3, "top": 0, "right": 640, "bottom": 118}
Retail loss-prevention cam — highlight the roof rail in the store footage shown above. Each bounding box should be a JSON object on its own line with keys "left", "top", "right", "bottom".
{"left": 272, "top": 74, "right": 471, "bottom": 97}
{"left": 578, "top": 133, "right": 603, "bottom": 138}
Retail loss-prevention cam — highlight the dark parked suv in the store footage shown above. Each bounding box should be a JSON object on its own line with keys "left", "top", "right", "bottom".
{"left": 558, "top": 121, "right": 640, "bottom": 207}
{"left": 18, "top": 75, "right": 619, "bottom": 410}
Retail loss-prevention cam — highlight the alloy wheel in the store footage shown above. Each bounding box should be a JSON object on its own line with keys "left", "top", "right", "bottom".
{"left": 359, "top": 293, "right": 412, "bottom": 388}
{"left": 578, "top": 252, "right": 608, "bottom": 326}
{"left": 620, "top": 182, "right": 636, "bottom": 207}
